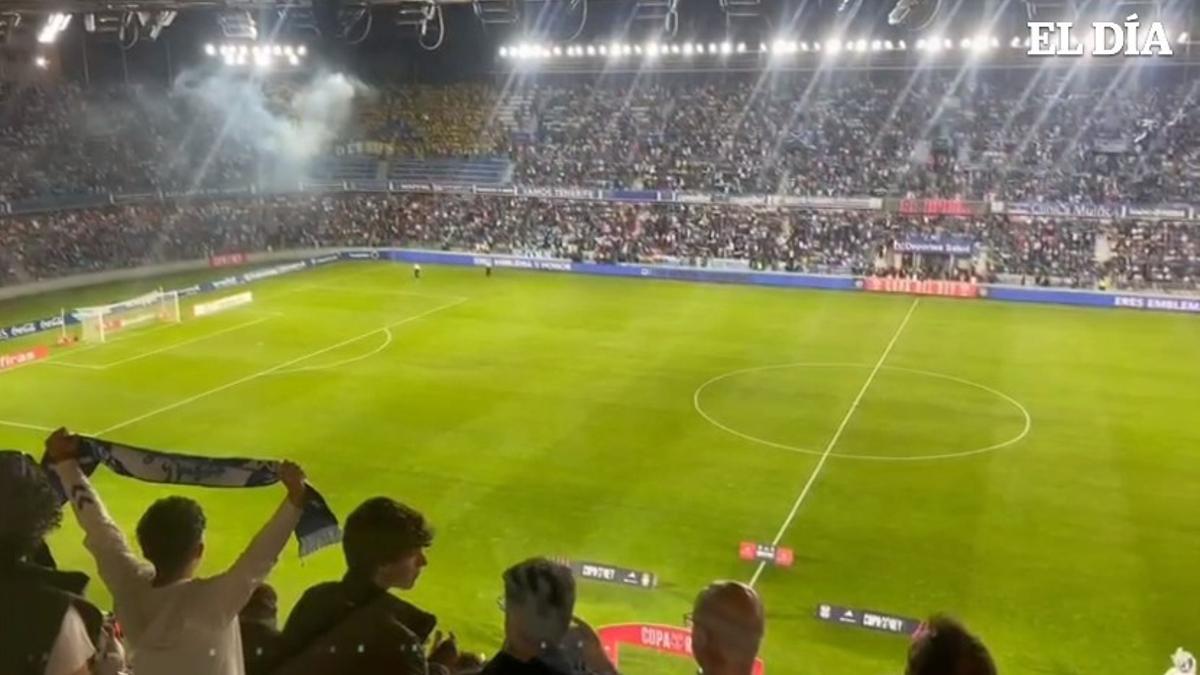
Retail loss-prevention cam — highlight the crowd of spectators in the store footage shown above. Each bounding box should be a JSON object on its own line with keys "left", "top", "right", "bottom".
{"left": 2, "top": 429, "right": 999, "bottom": 675}
{"left": 4, "top": 72, "right": 1200, "bottom": 204}
{"left": 1, "top": 193, "right": 1197, "bottom": 291}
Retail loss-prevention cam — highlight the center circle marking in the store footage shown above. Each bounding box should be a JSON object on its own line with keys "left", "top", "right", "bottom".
{"left": 692, "top": 362, "right": 1032, "bottom": 462}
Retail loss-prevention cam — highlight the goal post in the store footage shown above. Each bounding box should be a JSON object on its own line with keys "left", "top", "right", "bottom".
{"left": 73, "top": 289, "right": 182, "bottom": 344}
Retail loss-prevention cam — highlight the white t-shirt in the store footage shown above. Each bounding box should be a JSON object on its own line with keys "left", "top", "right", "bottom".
{"left": 45, "top": 606, "right": 96, "bottom": 675}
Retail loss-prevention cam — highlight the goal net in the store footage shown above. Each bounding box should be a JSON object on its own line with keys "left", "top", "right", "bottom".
{"left": 74, "top": 289, "right": 182, "bottom": 344}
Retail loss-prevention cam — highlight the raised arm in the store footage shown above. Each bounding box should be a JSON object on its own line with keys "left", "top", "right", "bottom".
{"left": 203, "top": 461, "right": 305, "bottom": 620}
{"left": 45, "top": 428, "right": 154, "bottom": 596}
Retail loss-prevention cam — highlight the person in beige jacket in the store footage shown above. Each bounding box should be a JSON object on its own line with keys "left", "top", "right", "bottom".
{"left": 44, "top": 429, "right": 306, "bottom": 675}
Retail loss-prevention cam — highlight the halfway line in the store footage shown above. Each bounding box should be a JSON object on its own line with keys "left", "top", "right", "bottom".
{"left": 748, "top": 297, "right": 920, "bottom": 587}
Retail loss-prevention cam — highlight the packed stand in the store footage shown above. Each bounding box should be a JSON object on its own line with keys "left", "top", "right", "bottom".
{"left": 1, "top": 194, "right": 1197, "bottom": 290}
{"left": 5, "top": 72, "right": 1200, "bottom": 205}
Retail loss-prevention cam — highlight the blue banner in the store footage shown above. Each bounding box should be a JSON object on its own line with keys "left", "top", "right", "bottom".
{"left": 983, "top": 286, "right": 1200, "bottom": 314}
{"left": 894, "top": 237, "right": 976, "bottom": 255}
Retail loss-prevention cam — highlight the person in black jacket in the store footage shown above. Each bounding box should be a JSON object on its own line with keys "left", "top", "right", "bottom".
{"left": 276, "top": 496, "right": 457, "bottom": 674}
{"left": 0, "top": 450, "right": 104, "bottom": 675}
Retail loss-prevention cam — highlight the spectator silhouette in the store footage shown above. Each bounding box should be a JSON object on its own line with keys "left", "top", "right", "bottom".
{"left": 240, "top": 584, "right": 282, "bottom": 675}
{"left": 43, "top": 428, "right": 307, "bottom": 675}
{"left": 0, "top": 449, "right": 104, "bottom": 675}
{"left": 691, "top": 581, "right": 765, "bottom": 675}
{"left": 906, "top": 615, "right": 997, "bottom": 675}
{"left": 276, "top": 496, "right": 456, "bottom": 675}
{"left": 480, "top": 557, "right": 577, "bottom": 675}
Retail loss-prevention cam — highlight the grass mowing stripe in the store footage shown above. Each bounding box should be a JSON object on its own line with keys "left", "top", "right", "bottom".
{"left": 91, "top": 297, "right": 467, "bottom": 437}
{"left": 748, "top": 297, "right": 920, "bottom": 587}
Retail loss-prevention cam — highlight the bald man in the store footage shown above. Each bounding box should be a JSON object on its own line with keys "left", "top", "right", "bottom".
{"left": 691, "top": 581, "right": 765, "bottom": 675}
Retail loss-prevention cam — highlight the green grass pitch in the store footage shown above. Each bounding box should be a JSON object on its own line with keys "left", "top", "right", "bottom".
{"left": 1, "top": 260, "right": 1198, "bottom": 674}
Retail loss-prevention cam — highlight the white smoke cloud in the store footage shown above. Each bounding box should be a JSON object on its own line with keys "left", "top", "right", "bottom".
{"left": 170, "top": 67, "right": 370, "bottom": 187}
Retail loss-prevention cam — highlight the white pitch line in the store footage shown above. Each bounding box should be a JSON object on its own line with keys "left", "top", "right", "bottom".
{"left": 274, "top": 327, "right": 394, "bottom": 375}
{"left": 93, "top": 297, "right": 467, "bottom": 437}
{"left": 748, "top": 297, "right": 920, "bottom": 588}
{"left": 0, "top": 418, "right": 57, "bottom": 433}
{"left": 52, "top": 316, "right": 275, "bottom": 370}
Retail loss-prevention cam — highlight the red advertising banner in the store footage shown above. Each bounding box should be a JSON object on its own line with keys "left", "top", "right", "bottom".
{"left": 898, "top": 198, "right": 975, "bottom": 217}
{"left": 863, "top": 277, "right": 980, "bottom": 299}
{"left": 739, "top": 541, "right": 795, "bottom": 567}
{"left": 0, "top": 345, "right": 50, "bottom": 372}
{"left": 597, "top": 623, "right": 765, "bottom": 675}
{"left": 209, "top": 252, "right": 249, "bottom": 268}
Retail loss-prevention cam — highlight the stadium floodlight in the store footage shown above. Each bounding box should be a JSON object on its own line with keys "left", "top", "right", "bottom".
{"left": 38, "top": 13, "right": 71, "bottom": 44}
{"left": 646, "top": 42, "right": 659, "bottom": 56}
{"left": 552, "top": 45, "right": 562, "bottom": 56}
{"left": 813, "top": 41, "right": 822, "bottom": 51}
{"left": 34, "top": 55, "right": 48, "bottom": 68}
{"left": 898, "top": 39, "right": 907, "bottom": 50}
{"left": 670, "top": 44, "right": 681, "bottom": 54}
{"left": 297, "top": 45, "right": 307, "bottom": 56}
{"left": 598, "top": 44, "right": 607, "bottom": 55}
{"left": 1010, "top": 36, "right": 1020, "bottom": 48}
{"left": 204, "top": 43, "right": 216, "bottom": 56}
{"left": 498, "top": 46, "right": 508, "bottom": 57}
{"left": 773, "top": 39, "right": 786, "bottom": 53}
{"left": 855, "top": 39, "right": 867, "bottom": 51}
{"left": 695, "top": 43, "right": 706, "bottom": 54}
{"left": 609, "top": 42, "right": 621, "bottom": 56}
{"left": 622, "top": 44, "right": 633, "bottom": 55}
{"left": 586, "top": 45, "right": 596, "bottom": 56}
{"left": 633, "top": 45, "right": 643, "bottom": 54}
{"left": 1180, "top": 32, "right": 1189, "bottom": 43}
{"left": 736, "top": 42, "right": 747, "bottom": 53}
{"left": 916, "top": 38, "right": 927, "bottom": 50}
{"left": 871, "top": 39, "right": 882, "bottom": 51}
{"left": 827, "top": 38, "right": 842, "bottom": 52}
{"left": 273, "top": 45, "right": 284, "bottom": 55}
{"left": 960, "top": 38, "right": 972, "bottom": 49}
{"left": 989, "top": 36, "right": 999, "bottom": 48}
{"left": 708, "top": 42, "right": 718, "bottom": 54}
{"left": 800, "top": 41, "right": 809, "bottom": 51}
{"left": 223, "top": 53, "right": 236, "bottom": 66}
{"left": 288, "top": 54, "right": 300, "bottom": 66}
{"left": 943, "top": 38, "right": 952, "bottom": 49}
{"left": 884, "top": 39, "right": 894, "bottom": 50}
{"left": 720, "top": 41, "right": 732, "bottom": 54}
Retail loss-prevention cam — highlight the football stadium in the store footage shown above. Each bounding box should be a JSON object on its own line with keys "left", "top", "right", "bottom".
{"left": 1, "top": 1, "right": 1199, "bottom": 675}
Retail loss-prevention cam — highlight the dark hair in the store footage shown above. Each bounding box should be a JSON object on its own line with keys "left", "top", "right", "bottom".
{"left": 907, "top": 615, "right": 997, "bottom": 675}
{"left": 136, "top": 496, "right": 206, "bottom": 577}
{"left": 0, "top": 452, "right": 63, "bottom": 564}
{"left": 502, "top": 557, "right": 576, "bottom": 642}
{"left": 342, "top": 497, "right": 433, "bottom": 573}
{"left": 240, "top": 583, "right": 279, "bottom": 626}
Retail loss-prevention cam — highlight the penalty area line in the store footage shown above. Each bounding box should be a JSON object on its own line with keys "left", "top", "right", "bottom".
{"left": 92, "top": 297, "right": 467, "bottom": 437}
{"left": 747, "top": 297, "right": 920, "bottom": 588}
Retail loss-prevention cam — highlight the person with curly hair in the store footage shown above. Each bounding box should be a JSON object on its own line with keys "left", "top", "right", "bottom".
{"left": 0, "top": 450, "right": 104, "bottom": 675}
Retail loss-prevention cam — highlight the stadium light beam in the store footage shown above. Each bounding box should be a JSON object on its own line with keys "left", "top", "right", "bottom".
{"left": 38, "top": 13, "right": 71, "bottom": 44}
